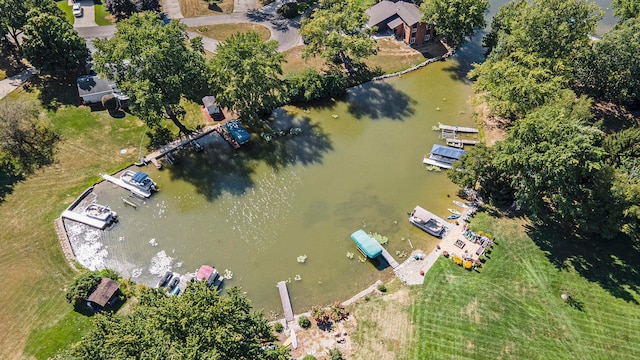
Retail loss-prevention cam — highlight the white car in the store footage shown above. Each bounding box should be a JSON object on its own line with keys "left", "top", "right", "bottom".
{"left": 72, "top": 3, "right": 83, "bottom": 17}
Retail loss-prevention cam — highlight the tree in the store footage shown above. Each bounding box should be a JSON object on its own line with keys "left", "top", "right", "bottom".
{"left": 65, "top": 269, "right": 120, "bottom": 309}
{"left": 0, "top": 0, "right": 62, "bottom": 54}
{"left": 135, "top": 0, "right": 160, "bottom": 12}
{"left": 93, "top": 12, "right": 208, "bottom": 135}
{"left": 58, "top": 283, "right": 290, "bottom": 359}
{"left": 572, "top": 18, "right": 640, "bottom": 107}
{"left": 299, "top": 0, "right": 377, "bottom": 64}
{"left": 209, "top": 31, "right": 285, "bottom": 126}
{"left": 0, "top": 100, "right": 60, "bottom": 174}
{"left": 469, "top": 50, "right": 568, "bottom": 119}
{"left": 420, "top": 0, "right": 489, "bottom": 47}
{"left": 105, "top": 0, "right": 136, "bottom": 21}
{"left": 22, "top": 10, "right": 89, "bottom": 74}
{"left": 284, "top": 68, "right": 346, "bottom": 103}
{"left": 612, "top": 0, "right": 639, "bottom": 21}
{"left": 493, "top": 94, "right": 620, "bottom": 235}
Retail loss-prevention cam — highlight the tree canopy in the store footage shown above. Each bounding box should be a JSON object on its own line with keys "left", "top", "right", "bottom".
{"left": 572, "top": 18, "right": 640, "bottom": 107}
{"left": 299, "top": 0, "right": 377, "bottom": 64}
{"left": 65, "top": 269, "right": 120, "bottom": 309}
{"left": 0, "top": 99, "right": 60, "bottom": 174}
{"left": 209, "top": 31, "right": 285, "bottom": 126}
{"left": 612, "top": 0, "right": 640, "bottom": 20}
{"left": 420, "top": 0, "right": 489, "bottom": 47}
{"left": 0, "top": 0, "right": 62, "bottom": 54}
{"left": 22, "top": 10, "right": 89, "bottom": 74}
{"left": 58, "top": 282, "right": 289, "bottom": 359}
{"left": 93, "top": 12, "right": 208, "bottom": 135}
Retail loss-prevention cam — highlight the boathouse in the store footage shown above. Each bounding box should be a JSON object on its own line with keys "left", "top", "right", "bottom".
{"left": 351, "top": 230, "right": 383, "bottom": 258}
{"left": 423, "top": 144, "right": 466, "bottom": 169}
{"left": 87, "top": 278, "right": 120, "bottom": 311}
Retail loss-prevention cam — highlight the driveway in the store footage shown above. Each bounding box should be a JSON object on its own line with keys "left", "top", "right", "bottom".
{"left": 0, "top": 68, "right": 38, "bottom": 100}
{"left": 71, "top": 0, "right": 98, "bottom": 28}
{"left": 162, "top": 0, "right": 184, "bottom": 19}
{"left": 234, "top": 0, "right": 258, "bottom": 13}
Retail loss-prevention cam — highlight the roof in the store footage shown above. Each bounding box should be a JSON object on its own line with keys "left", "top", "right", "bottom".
{"left": 196, "top": 265, "right": 214, "bottom": 281}
{"left": 430, "top": 144, "right": 466, "bottom": 160}
{"left": 387, "top": 17, "right": 404, "bottom": 29}
{"left": 351, "top": 229, "right": 382, "bottom": 258}
{"left": 202, "top": 96, "right": 221, "bottom": 113}
{"left": 366, "top": 0, "right": 423, "bottom": 28}
{"left": 132, "top": 171, "right": 149, "bottom": 183}
{"left": 76, "top": 75, "right": 116, "bottom": 97}
{"left": 87, "top": 278, "right": 120, "bottom": 307}
{"left": 225, "top": 120, "right": 250, "bottom": 144}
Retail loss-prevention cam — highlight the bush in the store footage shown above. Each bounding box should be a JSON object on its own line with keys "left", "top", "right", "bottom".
{"left": 329, "top": 301, "right": 348, "bottom": 322}
{"left": 302, "top": 355, "right": 317, "bottom": 360}
{"left": 273, "top": 321, "right": 284, "bottom": 333}
{"left": 452, "top": 255, "right": 463, "bottom": 265}
{"left": 284, "top": 69, "right": 347, "bottom": 104}
{"left": 463, "top": 260, "right": 473, "bottom": 269}
{"left": 329, "top": 348, "right": 344, "bottom": 360}
{"left": 101, "top": 94, "right": 118, "bottom": 110}
{"left": 311, "top": 305, "right": 330, "bottom": 326}
{"left": 278, "top": 2, "right": 299, "bottom": 18}
{"left": 298, "top": 315, "right": 311, "bottom": 329}
{"left": 377, "top": 284, "right": 387, "bottom": 292}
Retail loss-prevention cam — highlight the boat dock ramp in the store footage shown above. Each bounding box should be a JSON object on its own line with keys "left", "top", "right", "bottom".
{"left": 380, "top": 247, "right": 399, "bottom": 268}
{"left": 277, "top": 281, "right": 295, "bottom": 322}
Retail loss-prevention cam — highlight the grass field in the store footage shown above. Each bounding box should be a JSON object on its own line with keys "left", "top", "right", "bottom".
{"left": 56, "top": 1, "right": 74, "bottom": 24}
{"left": 180, "top": 0, "right": 234, "bottom": 18}
{"left": 0, "top": 83, "right": 150, "bottom": 359}
{"left": 188, "top": 23, "right": 271, "bottom": 42}
{"left": 406, "top": 212, "right": 640, "bottom": 359}
{"left": 94, "top": 2, "right": 114, "bottom": 26}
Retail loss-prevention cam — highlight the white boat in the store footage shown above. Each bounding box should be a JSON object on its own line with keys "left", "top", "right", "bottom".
{"left": 83, "top": 203, "right": 117, "bottom": 223}
{"left": 409, "top": 206, "right": 444, "bottom": 237}
{"left": 453, "top": 200, "right": 470, "bottom": 208}
{"left": 119, "top": 170, "right": 157, "bottom": 196}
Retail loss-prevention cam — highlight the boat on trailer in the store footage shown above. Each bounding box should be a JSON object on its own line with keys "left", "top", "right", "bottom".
{"left": 408, "top": 206, "right": 444, "bottom": 237}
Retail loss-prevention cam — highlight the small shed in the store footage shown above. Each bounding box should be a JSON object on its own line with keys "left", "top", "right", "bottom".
{"left": 202, "top": 96, "right": 225, "bottom": 121}
{"left": 87, "top": 278, "right": 120, "bottom": 308}
{"left": 351, "top": 229, "right": 383, "bottom": 258}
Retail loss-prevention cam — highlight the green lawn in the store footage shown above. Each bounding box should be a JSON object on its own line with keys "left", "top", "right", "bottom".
{"left": 57, "top": 1, "right": 74, "bottom": 24}
{"left": 409, "top": 212, "right": 640, "bottom": 359}
{"left": 187, "top": 23, "right": 271, "bottom": 42}
{"left": 94, "top": 2, "right": 114, "bottom": 26}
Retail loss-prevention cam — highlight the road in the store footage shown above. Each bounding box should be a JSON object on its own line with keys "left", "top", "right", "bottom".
{"left": 75, "top": 3, "right": 303, "bottom": 53}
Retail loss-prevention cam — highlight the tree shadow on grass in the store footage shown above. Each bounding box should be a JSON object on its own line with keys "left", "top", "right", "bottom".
{"left": 24, "top": 75, "right": 81, "bottom": 111}
{"left": 526, "top": 221, "right": 640, "bottom": 303}
{"left": 0, "top": 160, "right": 23, "bottom": 204}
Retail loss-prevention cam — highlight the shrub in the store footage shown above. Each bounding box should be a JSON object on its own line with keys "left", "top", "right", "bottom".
{"left": 273, "top": 321, "right": 283, "bottom": 333}
{"left": 329, "top": 348, "right": 344, "bottom": 360}
{"left": 298, "top": 315, "right": 311, "bottom": 329}
{"left": 311, "top": 305, "right": 330, "bottom": 325}
{"left": 329, "top": 301, "right": 348, "bottom": 322}
{"left": 377, "top": 284, "right": 387, "bottom": 292}
{"left": 278, "top": 2, "right": 299, "bottom": 18}
{"left": 284, "top": 69, "right": 347, "bottom": 103}
{"left": 101, "top": 94, "right": 118, "bottom": 110}
{"left": 302, "top": 356, "right": 317, "bottom": 360}
{"left": 452, "top": 255, "right": 463, "bottom": 265}
{"left": 463, "top": 260, "right": 473, "bottom": 269}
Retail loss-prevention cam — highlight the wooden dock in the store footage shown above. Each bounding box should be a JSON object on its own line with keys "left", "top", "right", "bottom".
{"left": 380, "top": 247, "right": 399, "bottom": 268}
{"left": 446, "top": 138, "right": 479, "bottom": 148}
{"left": 439, "top": 124, "right": 479, "bottom": 133}
{"left": 277, "top": 281, "right": 295, "bottom": 322}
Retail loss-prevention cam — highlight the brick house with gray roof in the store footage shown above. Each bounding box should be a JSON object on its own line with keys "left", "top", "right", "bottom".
{"left": 366, "top": 0, "right": 434, "bottom": 46}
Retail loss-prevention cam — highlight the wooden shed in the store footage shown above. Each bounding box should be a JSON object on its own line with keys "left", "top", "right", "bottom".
{"left": 87, "top": 278, "right": 120, "bottom": 308}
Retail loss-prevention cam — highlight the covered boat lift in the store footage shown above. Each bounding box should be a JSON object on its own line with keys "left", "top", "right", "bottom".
{"left": 351, "top": 230, "right": 383, "bottom": 258}
{"left": 225, "top": 120, "right": 250, "bottom": 145}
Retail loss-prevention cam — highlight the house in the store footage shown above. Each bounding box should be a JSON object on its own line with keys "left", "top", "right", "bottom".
{"left": 366, "top": 0, "right": 434, "bottom": 46}
{"left": 77, "top": 75, "right": 129, "bottom": 106}
{"left": 202, "top": 96, "right": 225, "bottom": 121}
{"left": 87, "top": 278, "right": 120, "bottom": 311}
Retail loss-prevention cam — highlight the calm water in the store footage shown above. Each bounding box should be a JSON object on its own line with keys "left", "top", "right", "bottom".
{"left": 68, "top": 0, "right": 617, "bottom": 316}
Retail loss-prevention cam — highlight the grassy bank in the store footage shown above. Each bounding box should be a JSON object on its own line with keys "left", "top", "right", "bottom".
{"left": 187, "top": 23, "right": 271, "bottom": 42}
{"left": 0, "top": 85, "right": 146, "bottom": 359}
{"left": 406, "top": 212, "right": 640, "bottom": 358}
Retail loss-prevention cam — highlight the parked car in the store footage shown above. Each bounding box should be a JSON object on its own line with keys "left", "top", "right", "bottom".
{"left": 72, "top": 3, "right": 83, "bottom": 17}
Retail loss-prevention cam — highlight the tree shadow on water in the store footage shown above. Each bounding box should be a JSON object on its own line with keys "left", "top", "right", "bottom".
{"left": 526, "top": 221, "right": 640, "bottom": 303}
{"left": 442, "top": 30, "right": 488, "bottom": 84}
{"left": 345, "top": 81, "right": 415, "bottom": 121}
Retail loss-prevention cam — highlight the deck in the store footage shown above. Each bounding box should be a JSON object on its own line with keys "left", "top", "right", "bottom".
{"left": 446, "top": 138, "right": 479, "bottom": 148}
{"left": 277, "top": 281, "right": 295, "bottom": 322}
{"left": 380, "top": 247, "right": 399, "bottom": 268}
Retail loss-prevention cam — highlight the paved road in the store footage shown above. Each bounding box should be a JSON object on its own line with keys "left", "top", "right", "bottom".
{"left": 75, "top": 4, "right": 303, "bottom": 53}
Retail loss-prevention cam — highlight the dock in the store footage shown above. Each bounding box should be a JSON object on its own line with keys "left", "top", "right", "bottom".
{"left": 439, "top": 124, "right": 479, "bottom": 133}
{"left": 102, "top": 174, "right": 151, "bottom": 198}
{"left": 380, "top": 247, "right": 399, "bottom": 268}
{"left": 61, "top": 210, "right": 111, "bottom": 229}
{"left": 277, "top": 281, "right": 295, "bottom": 322}
{"left": 446, "top": 138, "right": 479, "bottom": 148}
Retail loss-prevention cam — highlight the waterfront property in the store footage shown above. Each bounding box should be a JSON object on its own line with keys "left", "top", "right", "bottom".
{"left": 408, "top": 206, "right": 450, "bottom": 237}
{"left": 423, "top": 144, "right": 466, "bottom": 169}
{"left": 366, "top": 0, "right": 434, "bottom": 45}
{"left": 87, "top": 278, "right": 120, "bottom": 312}
{"left": 76, "top": 75, "right": 129, "bottom": 106}
{"left": 102, "top": 170, "right": 157, "bottom": 198}
{"left": 277, "top": 281, "right": 295, "bottom": 323}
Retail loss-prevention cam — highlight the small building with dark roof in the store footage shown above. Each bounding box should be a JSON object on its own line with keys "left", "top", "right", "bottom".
{"left": 77, "top": 75, "right": 129, "bottom": 106}
{"left": 366, "top": 0, "right": 434, "bottom": 46}
{"left": 87, "top": 278, "right": 120, "bottom": 309}
{"left": 202, "top": 96, "right": 225, "bottom": 121}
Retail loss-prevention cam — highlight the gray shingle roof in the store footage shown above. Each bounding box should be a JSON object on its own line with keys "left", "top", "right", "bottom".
{"left": 366, "top": 0, "right": 423, "bottom": 28}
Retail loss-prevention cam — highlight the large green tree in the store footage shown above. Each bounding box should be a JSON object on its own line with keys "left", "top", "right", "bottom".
{"left": 493, "top": 94, "right": 620, "bottom": 235}
{"left": 93, "top": 12, "right": 208, "bottom": 135}
{"left": 209, "top": 31, "right": 285, "bottom": 126}
{"left": 58, "top": 282, "right": 289, "bottom": 359}
{"left": 22, "top": 10, "right": 89, "bottom": 74}
{"left": 420, "top": 0, "right": 489, "bottom": 47}
{"left": 0, "top": 99, "right": 60, "bottom": 174}
{"left": 0, "top": 0, "right": 62, "bottom": 54}
{"left": 612, "top": 0, "right": 639, "bottom": 20}
{"left": 572, "top": 18, "right": 640, "bottom": 107}
{"left": 299, "top": 0, "right": 377, "bottom": 64}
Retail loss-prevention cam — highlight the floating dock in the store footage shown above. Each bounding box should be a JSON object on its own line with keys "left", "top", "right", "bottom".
{"left": 446, "top": 138, "right": 479, "bottom": 148}
{"left": 61, "top": 210, "right": 111, "bottom": 229}
{"left": 277, "top": 281, "right": 295, "bottom": 322}
{"left": 439, "top": 124, "right": 479, "bottom": 133}
{"left": 102, "top": 174, "right": 151, "bottom": 198}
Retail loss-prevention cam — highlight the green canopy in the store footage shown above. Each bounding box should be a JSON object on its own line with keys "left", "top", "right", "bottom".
{"left": 351, "top": 229, "right": 382, "bottom": 258}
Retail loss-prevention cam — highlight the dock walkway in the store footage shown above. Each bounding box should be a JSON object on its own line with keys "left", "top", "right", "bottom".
{"left": 277, "top": 281, "right": 295, "bottom": 322}
{"left": 380, "top": 247, "right": 399, "bottom": 268}
{"left": 439, "top": 124, "right": 479, "bottom": 133}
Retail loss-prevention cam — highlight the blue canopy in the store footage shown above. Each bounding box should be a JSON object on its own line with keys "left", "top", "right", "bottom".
{"left": 351, "top": 230, "right": 382, "bottom": 258}
{"left": 430, "top": 144, "right": 466, "bottom": 160}
{"left": 225, "top": 120, "right": 250, "bottom": 144}
{"left": 132, "top": 172, "right": 149, "bottom": 183}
